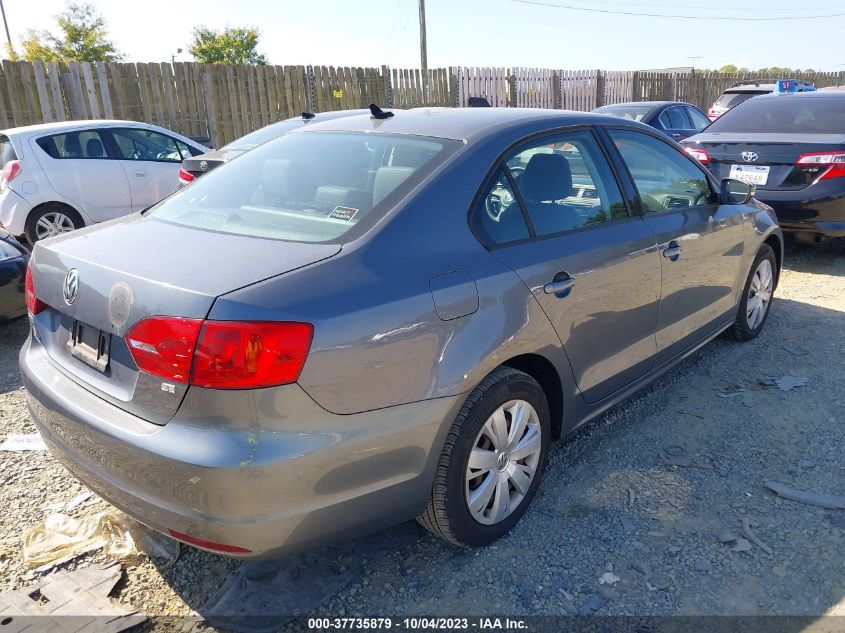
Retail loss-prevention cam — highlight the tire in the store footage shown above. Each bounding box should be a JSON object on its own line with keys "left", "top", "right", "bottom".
{"left": 727, "top": 244, "right": 777, "bottom": 342}
{"left": 25, "top": 204, "right": 84, "bottom": 244}
{"left": 418, "top": 367, "right": 551, "bottom": 547}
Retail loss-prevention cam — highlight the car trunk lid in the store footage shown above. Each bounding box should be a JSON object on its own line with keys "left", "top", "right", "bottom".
{"left": 685, "top": 132, "right": 845, "bottom": 190}
{"left": 181, "top": 148, "right": 242, "bottom": 180}
{"left": 29, "top": 214, "right": 340, "bottom": 424}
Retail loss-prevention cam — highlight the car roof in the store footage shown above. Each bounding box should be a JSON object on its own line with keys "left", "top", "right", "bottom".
{"left": 294, "top": 107, "right": 631, "bottom": 142}
{"left": 598, "top": 101, "right": 691, "bottom": 108}
{"left": 1, "top": 119, "right": 182, "bottom": 138}
{"left": 752, "top": 90, "right": 845, "bottom": 101}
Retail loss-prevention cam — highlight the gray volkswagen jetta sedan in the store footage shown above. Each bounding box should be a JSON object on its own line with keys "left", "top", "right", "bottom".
{"left": 21, "top": 108, "right": 782, "bottom": 557}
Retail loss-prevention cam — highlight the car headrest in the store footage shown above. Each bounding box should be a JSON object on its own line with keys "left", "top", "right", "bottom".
{"left": 261, "top": 159, "right": 316, "bottom": 202}
{"left": 63, "top": 134, "right": 82, "bottom": 157}
{"left": 373, "top": 166, "right": 414, "bottom": 207}
{"left": 518, "top": 153, "right": 573, "bottom": 202}
{"left": 86, "top": 138, "right": 104, "bottom": 157}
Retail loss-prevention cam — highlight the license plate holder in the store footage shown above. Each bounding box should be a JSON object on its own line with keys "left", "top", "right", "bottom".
{"left": 69, "top": 321, "right": 110, "bottom": 372}
{"left": 729, "top": 164, "right": 769, "bottom": 186}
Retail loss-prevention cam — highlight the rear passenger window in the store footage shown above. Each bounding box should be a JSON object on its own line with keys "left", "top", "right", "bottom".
{"left": 608, "top": 129, "right": 717, "bottom": 212}
{"left": 504, "top": 131, "right": 628, "bottom": 237}
{"left": 472, "top": 169, "right": 530, "bottom": 246}
{"left": 36, "top": 130, "right": 107, "bottom": 159}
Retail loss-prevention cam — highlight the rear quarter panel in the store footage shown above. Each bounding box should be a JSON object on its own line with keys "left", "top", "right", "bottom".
{"left": 209, "top": 135, "right": 575, "bottom": 415}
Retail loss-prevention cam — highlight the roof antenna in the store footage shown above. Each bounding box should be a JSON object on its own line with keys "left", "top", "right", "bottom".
{"left": 301, "top": 111, "right": 316, "bottom": 120}
{"left": 468, "top": 96, "right": 491, "bottom": 107}
{"left": 369, "top": 103, "right": 394, "bottom": 119}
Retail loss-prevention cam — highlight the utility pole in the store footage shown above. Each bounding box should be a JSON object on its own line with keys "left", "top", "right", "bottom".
{"left": 0, "top": 0, "right": 12, "bottom": 53}
{"left": 418, "top": 0, "right": 427, "bottom": 73}
{"left": 419, "top": 0, "right": 431, "bottom": 102}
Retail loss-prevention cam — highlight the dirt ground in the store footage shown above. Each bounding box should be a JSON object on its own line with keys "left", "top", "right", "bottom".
{"left": 0, "top": 239, "right": 843, "bottom": 630}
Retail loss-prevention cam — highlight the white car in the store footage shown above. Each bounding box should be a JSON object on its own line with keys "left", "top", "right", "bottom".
{"left": 0, "top": 120, "right": 209, "bottom": 242}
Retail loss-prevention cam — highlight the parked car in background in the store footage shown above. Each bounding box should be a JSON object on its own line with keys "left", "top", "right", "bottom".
{"left": 682, "top": 91, "right": 845, "bottom": 243}
{"left": 0, "top": 121, "right": 209, "bottom": 243}
{"left": 707, "top": 79, "right": 815, "bottom": 120}
{"left": 0, "top": 228, "right": 27, "bottom": 323}
{"left": 592, "top": 101, "right": 711, "bottom": 141}
{"left": 179, "top": 109, "right": 379, "bottom": 185}
{"left": 22, "top": 107, "right": 782, "bottom": 558}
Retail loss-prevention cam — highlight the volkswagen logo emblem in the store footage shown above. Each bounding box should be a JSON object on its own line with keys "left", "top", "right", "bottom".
{"left": 63, "top": 269, "right": 79, "bottom": 305}
{"left": 199, "top": 160, "right": 209, "bottom": 172}
{"left": 741, "top": 151, "right": 759, "bottom": 163}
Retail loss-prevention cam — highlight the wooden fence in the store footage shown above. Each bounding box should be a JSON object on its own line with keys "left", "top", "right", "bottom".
{"left": 1, "top": 60, "right": 843, "bottom": 147}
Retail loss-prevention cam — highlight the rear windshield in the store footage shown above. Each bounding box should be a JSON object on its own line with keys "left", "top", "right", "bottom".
{"left": 706, "top": 96, "right": 845, "bottom": 133}
{"left": 150, "top": 131, "right": 460, "bottom": 243}
{"left": 0, "top": 135, "right": 17, "bottom": 168}
{"left": 594, "top": 105, "right": 652, "bottom": 122}
{"left": 222, "top": 119, "right": 304, "bottom": 151}
{"left": 714, "top": 91, "right": 766, "bottom": 108}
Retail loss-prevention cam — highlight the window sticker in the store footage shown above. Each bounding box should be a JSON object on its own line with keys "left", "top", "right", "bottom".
{"left": 328, "top": 206, "right": 359, "bottom": 221}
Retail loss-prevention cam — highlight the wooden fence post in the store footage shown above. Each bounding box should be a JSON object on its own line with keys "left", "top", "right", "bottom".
{"left": 305, "top": 65, "right": 316, "bottom": 112}
{"left": 381, "top": 65, "right": 392, "bottom": 107}
{"left": 595, "top": 70, "right": 605, "bottom": 108}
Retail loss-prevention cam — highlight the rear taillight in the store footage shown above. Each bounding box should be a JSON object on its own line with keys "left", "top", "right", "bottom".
{"left": 178, "top": 167, "right": 194, "bottom": 186}
{"left": 25, "top": 263, "right": 46, "bottom": 315}
{"left": 126, "top": 317, "right": 203, "bottom": 383}
{"left": 192, "top": 321, "right": 313, "bottom": 389}
{"left": 125, "top": 317, "right": 313, "bottom": 389}
{"left": 795, "top": 151, "right": 845, "bottom": 183}
{"left": 685, "top": 147, "right": 710, "bottom": 164}
{"left": 0, "top": 160, "right": 21, "bottom": 192}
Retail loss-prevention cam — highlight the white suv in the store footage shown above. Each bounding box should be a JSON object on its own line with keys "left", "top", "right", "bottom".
{"left": 0, "top": 120, "right": 209, "bottom": 242}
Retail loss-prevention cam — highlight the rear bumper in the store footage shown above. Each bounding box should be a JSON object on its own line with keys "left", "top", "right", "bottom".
{"left": 0, "top": 188, "right": 32, "bottom": 237}
{"left": 753, "top": 183, "right": 845, "bottom": 237}
{"left": 20, "top": 335, "right": 458, "bottom": 558}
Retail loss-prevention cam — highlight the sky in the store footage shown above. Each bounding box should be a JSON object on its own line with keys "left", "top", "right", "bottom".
{"left": 4, "top": 0, "right": 845, "bottom": 72}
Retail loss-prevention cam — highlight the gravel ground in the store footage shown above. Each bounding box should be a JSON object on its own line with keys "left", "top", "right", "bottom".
{"left": 0, "top": 239, "right": 843, "bottom": 629}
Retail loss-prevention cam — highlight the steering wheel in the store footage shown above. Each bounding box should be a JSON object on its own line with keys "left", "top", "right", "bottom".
{"left": 486, "top": 185, "right": 516, "bottom": 221}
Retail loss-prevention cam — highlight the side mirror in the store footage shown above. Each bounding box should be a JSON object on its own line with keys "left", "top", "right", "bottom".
{"left": 721, "top": 178, "right": 754, "bottom": 205}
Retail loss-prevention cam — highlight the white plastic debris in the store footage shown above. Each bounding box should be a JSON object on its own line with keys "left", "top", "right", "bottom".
{"left": 598, "top": 572, "right": 621, "bottom": 585}
{"left": 21, "top": 510, "right": 179, "bottom": 569}
{"left": 0, "top": 434, "right": 46, "bottom": 451}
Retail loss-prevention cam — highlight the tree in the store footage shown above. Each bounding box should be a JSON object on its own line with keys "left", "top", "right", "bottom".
{"left": 21, "top": 2, "right": 122, "bottom": 62}
{"left": 719, "top": 64, "right": 738, "bottom": 73}
{"left": 189, "top": 26, "right": 268, "bottom": 65}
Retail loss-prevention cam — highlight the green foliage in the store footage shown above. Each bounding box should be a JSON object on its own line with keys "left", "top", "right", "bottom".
{"left": 189, "top": 26, "right": 268, "bottom": 65}
{"left": 4, "top": 42, "right": 20, "bottom": 61}
{"left": 714, "top": 64, "right": 817, "bottom": 76}
{"left": 21, "top": 2, "right": 122, "bottom": 62}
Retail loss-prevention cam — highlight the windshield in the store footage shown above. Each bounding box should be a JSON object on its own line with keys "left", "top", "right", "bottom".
{"left": 706, "top": 97, "right": 845, "bottom": 134}
{"left": 222, "top": 119, "right": 305, "bottom": 151}
{"left": 150, "top": 131, "right": 460, "bottom": 243}
{"left": 594, "top": 105, "right": 652, "bottom": 121}
{"left": 714, "top": 91, "right": 765, "bottom": 109}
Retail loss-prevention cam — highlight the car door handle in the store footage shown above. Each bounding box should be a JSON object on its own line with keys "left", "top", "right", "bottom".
{"left": 543, "top": 277, "right": 575, "bottom": 296}
{"left": 672, "top": 133, "right": 682, "bottom": 140}
{"left": 133, "top": 170, "right": 147, "bottom": 177}
{"left": 662, "top": 242, "right": 682, "bottom": 260}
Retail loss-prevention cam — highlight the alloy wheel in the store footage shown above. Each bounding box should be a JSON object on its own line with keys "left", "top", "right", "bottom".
{"left": 35, "top": 212, "right": 76, "bottom": 240}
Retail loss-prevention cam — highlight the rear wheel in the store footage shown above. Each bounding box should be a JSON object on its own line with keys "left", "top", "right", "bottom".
{"left": 418, "top": 367, "right": 550, "bottom": 547}
{"left": 25, "top": 204, "right": 83, "bottom": 243}
{"left": 727, "top": 244, "right": 776, "bottom": 341}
